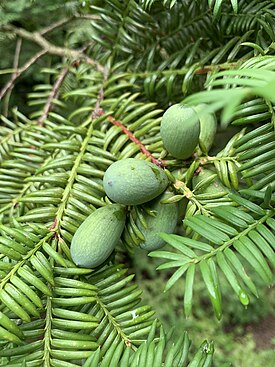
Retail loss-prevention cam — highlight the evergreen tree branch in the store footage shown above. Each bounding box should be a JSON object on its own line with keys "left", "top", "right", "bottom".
{"left": 174, "top": 180, "right": 211, "bottom": 215}
{"left": 2, "top": 37, "right": 22, "bottom": 116}
{"left": 103, "top": 113, "right": 166, "bottom": 167}
{"left": 50, "top": 122, "right": 96, "bottom": 235}
{"left": 1, "top": 24, "right": 104, "bottom": 72}
{"left": 92, "top": 66, "right": 109, "bottom": 119}
{"left": 126, "top": 61, "right": 240, "bottom": 79}
{"left": 0, "top": 50, "right": 47, "bottom": 100}
{"left": 1, "top": 1, "right": 275, "bottom": 363}
{"left": 43, "top": 295, "right": 53, "bottom": 367}
{"left": 37, "top": 67, "right": 70, "bottom": 126}
{"left": 90, "top": 67, "right": 166, "bottom": 166}
{"left": 0, "top": 231, "right": 53, "bottom": 290}
{"left": 95, "top": 296, "right": 133, "bottom": 348}
{"left": 195, "top": 212, "right": 273, "bottom": 264}
{"left": 39, "top": 16, "right": 74, "bottom": 36}
{"left": 12, "top": 38, "right": 22, "bottom": 75}
{"left": 39, "top": 14, "right": 100, "bottom": 36}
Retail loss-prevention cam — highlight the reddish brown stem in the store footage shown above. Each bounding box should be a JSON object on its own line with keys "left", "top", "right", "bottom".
{"left": 195, "top": 63, "right": 238, "bottom": 75}
{"left": 105, "top": 114, "right": 165, "bottom": 167}
{"left": 91, "top": 66, "right": 109, "bottom": 119}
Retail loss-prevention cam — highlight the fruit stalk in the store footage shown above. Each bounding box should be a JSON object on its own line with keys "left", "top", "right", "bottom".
{"left": 174, "top": 180, "right": 210, "bottom": 215}
{"left": 104, "top": 113, "right": 166, "bottom": 167}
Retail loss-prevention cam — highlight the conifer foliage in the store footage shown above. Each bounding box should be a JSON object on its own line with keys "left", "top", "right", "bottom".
{"left": 0, "top": 0, "right": 274, "bottom": 365}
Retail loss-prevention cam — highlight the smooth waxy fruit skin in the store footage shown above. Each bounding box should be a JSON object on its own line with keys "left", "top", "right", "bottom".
{"left": 138, "top": 191, "right": 178, "bottom": 251}
{"left": 103, "top": 158, "right": 168, "bottom": 205}
{"left": 194, "top": 104, "right": 217, "bottom": 153}
{"left": 160, "top": 104, "right": 200, "bottom": 159}
{"left": 70, "top": 204, "right": 126, "bottom": 268}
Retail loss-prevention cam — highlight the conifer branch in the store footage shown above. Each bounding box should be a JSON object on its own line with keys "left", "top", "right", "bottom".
{"left": 1, "top": 24, "right": 104, "bottom": 72}
{"left": 13, "top": 38, "right": 22, "bottom": 72}
{"left": 0, "top": 50, "right": 47, "bottom": 100}
{"left": 37, "top": 67, "right": 70, "bottom": 126}
{"left": 2, "top": 38, "right": 22, "bottom": 115}
{"left": 50, "top": 123, "right": 96, "bottom": 234}
{"left": 92, "top": 66, "right": 110, "bottom": 119}
{"left": 104, "top": 113, "right": 165, "bottom": 167}
{"left": 40, "top": 14, "right": 100, "bottom": 35}
{"left": 125, "top": 61, "right": 240, "bottom": 79}
{"left": 39, "top": 17, "right": 74, "bottom": 36}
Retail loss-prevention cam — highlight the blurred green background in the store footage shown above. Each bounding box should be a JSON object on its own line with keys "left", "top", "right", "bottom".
{"left": 129, "top": 248, "right": 275, "bottom": 367}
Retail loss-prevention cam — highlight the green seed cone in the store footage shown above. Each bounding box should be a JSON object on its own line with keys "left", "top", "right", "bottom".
{"left": 160, "top": 104, "right": 200, "bottom": 159}
{"left": 194, "top": 104, "right": 217, "bottom": 154}
{"left": 138, "top": 191, "right": 178, "bottom": 251}
{"left": 103, "top": 158, "right": 168, "bottom": 205}
{"left": 70, "top": 204, "right": 126, "bottom": 268}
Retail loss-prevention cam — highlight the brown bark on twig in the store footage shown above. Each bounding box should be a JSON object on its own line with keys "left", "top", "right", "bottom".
{"left": 1, "top": 24, "right": 104, "bottom": 72}
{"left": 40, "top": 17, "right": 73, "bottom": 36}
{"left": 13, "top": 38, "right": 22, "bottom": 70}
{"left": 92, "top": 66, "right": 109, "bottom": 119}
{"left": 37, "top": 67, "right": 70, "bottom": 126}
{"left": 40, "top": 14, "right": 99, "bottom": 35}
{"left": 0, "top": 16, "right": 104, "bottom": 102}
{"left": 0, "top": 50, "right": 47, "bottom": 101}
{"left": 2, "top": 38, "right": 22, "bottom": 115}
{"left": 88, "top": 63, "right": 163, "bottom": 165}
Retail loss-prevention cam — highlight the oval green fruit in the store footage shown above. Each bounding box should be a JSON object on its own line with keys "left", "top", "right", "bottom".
{"left": 194, "top": 104, "right": 217, "bottom": 153}
{"left": 103, "top": 158, "right": 168, "bottom": 205}
{"left": 138, "top": 191, "right": 178, "bottom": 251}
{"left": 70, "top": 204, "right": 126, "bottom": 268}
{"left": 160, "top": 104, "right": 200, "bottom": 159}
